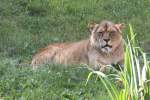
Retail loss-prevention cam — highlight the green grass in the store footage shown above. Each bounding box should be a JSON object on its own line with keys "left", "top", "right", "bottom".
{"left": 0, "top": 0, "right": 150, "bottom": 57}
{"left": 0, "top": 57, "right": 109, "bottom": 99}
{"left": 0, "top": 0, "right": 150, "bottom": 99}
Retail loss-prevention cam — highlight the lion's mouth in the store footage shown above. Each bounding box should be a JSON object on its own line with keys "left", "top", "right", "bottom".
{"left": 102, "top": 44, "right": 112, "bottom": 48}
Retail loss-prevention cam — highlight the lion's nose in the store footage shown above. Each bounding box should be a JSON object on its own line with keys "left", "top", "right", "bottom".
{"left": 104, "top": 39, "right": 110, "bottom": 42}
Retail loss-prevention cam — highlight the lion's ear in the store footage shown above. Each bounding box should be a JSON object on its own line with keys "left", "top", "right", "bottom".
{"left": 115, "top": 23, "right": 125, "bottom": 30}
{"left": 115, "top": 23, "right": 125, "bottom": 33}
{"left": 88, "top": 21, "right": 97, "bottom": 32}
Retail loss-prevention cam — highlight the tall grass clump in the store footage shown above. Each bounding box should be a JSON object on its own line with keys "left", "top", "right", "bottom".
{"left": 86, "top": 25, "right": 150, "bottom": 100}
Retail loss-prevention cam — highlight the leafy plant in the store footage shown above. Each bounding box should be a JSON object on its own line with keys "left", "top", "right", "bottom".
{"left": 86, "top": 25, "right": 150, "bottom": 100}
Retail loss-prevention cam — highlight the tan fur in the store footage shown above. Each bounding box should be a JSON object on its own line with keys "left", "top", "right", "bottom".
{"left": 31, "top": 20, "right": 125, "bottom": 70}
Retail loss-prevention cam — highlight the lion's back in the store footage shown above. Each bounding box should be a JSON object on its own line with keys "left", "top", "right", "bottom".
{"left": 31, "top": 43, "right": 70, "bottom": 66}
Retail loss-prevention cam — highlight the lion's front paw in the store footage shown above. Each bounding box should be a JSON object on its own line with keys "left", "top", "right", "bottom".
{"left": 100, "top": 66, "right": 111, "bottom": 73}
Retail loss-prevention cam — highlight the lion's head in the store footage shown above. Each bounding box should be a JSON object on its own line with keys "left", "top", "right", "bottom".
{"left": 89, "top": 20, "right": 125, "bottom": 53}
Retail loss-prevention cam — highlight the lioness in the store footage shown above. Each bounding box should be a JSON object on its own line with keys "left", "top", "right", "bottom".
{"left": 31, "top": 20, "right": 125, "bottom": 71}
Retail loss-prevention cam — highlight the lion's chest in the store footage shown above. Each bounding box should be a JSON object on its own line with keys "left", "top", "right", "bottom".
{"left": 88, "top": 50, "right": 120, "bottom": 66}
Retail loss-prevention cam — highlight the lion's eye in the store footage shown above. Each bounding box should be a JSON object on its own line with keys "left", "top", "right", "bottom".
{"left": 110, "top": 31, "right": 116, "bottom": 37}
{"left": 110, "top": 31, "right": 116, "bottom": 34}
{"left": 98, "top": 31, "right": 103, "bottom": 34}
